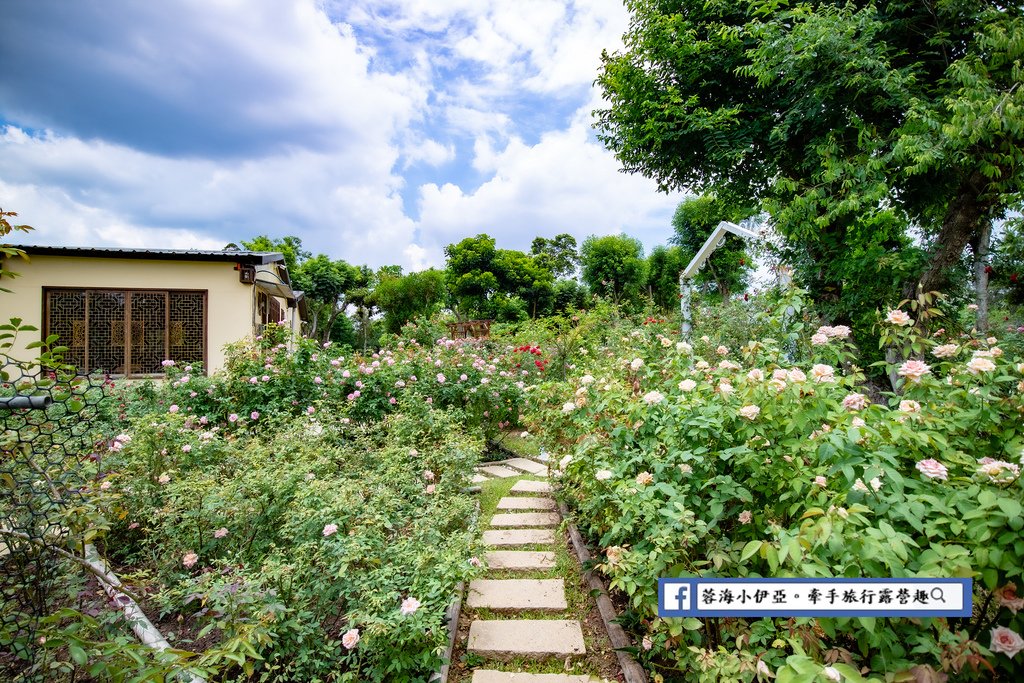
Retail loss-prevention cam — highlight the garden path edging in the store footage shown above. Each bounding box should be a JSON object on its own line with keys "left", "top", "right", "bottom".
{"left": 555, "top": 500, "right": 648, "bottom": 683}
{"left": 432, "top": 581, "right": 465, "bottom": 683}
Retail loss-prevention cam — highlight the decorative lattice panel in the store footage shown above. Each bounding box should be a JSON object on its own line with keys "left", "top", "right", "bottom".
{"left": 169, "top": 291, "right": 205, "bottom": 367}
{"left": 86, "top": 291, "right": 125, "bottom": 375}
{"left": 44, "top": 290, "right": 86, "bottom": 370}
{"left": 45, "top": 289, "right": 206, "bottom": 377}
{"left": 130, "top": 291, "right": 167, "bottom": 375}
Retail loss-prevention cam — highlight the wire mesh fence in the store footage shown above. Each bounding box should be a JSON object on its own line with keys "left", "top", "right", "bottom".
{"left": 0, "top": 360, "right": 112, "bottom": 678}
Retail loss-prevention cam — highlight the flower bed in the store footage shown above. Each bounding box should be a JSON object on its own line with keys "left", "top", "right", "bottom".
{"left": 534, "top": 312, "right": 1024, "bottom": 681}
{"left": 14, "top": 329, "right": 556, "bottom": 681}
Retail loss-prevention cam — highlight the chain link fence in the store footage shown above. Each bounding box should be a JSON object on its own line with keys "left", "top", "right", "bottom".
{"left": 0, "top": 361, "right": 111, "bottom": 678}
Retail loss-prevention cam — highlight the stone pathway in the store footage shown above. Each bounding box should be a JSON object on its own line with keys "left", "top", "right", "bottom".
{"left": 466, "top": 459, "right": 604, "bottom": 683}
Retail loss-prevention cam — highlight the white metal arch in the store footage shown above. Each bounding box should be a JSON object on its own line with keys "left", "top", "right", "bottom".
{"left": 679, "top": 220, "right": 759, "bottom": 336}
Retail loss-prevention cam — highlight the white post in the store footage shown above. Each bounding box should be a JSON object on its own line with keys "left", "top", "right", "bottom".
{"left": 680, "top": 272, "right": 692, "bottom": 337}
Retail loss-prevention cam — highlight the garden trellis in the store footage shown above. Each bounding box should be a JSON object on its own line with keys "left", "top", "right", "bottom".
{"left": 679, "top": 220, "right": 760, "bottom": 337}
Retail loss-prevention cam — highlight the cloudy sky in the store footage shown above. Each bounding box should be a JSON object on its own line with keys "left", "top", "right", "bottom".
{"left": 0, "top": 0, "right": 685, "bottom": 271}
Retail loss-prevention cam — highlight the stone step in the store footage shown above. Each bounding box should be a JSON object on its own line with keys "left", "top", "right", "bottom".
{"left": 510, "top": 480, "right": 552, "bottom": 494}
{"left": 484, "top": 550, "right": 556, "bottom": 571}
{"left": 467, "top": 578, "right": 567, "bottom": 611}
{"left": 502, "top": 458, "right": 548, "bottom": 476}
{"left": 468, "top": 619, "right": 586, "bottom": 660}
{"left": 472, "top": 474, "right": 491, "bottom": 484}
{"left": 497, "top": 496, "right": 555, "bottom": 511}
{"left": 490, "top": 512, "right": 560, "bottom": 528}
{"left": 478, "top": 465, "right": 522, "bottom": 479}
{"left": 472, "top": 671, "right": 601, "bottom": 683}
{"left": 482, "top": 529, "right": 556, "bottom": 547}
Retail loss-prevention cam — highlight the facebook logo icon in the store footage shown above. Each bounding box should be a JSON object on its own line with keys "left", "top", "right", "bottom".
{"left": 660, "top": 579, "right": 692, "bottom": 616}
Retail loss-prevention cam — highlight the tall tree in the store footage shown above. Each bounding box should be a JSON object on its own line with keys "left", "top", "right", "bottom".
{"left": 292, "top": 255, "right": 358, "bottom": 343}
{"left": 445, "top": 234, "right": 556, "bottom": 319}
{"left": 646, "top": 245, "right": 686, "bottom": 311}
{"left": 531, "top": 234, "right": 580, "bottom": 279}
{"left": 372, "top": 268, "right": 448, "bottom": 333}
{"left": 240, "top": 235, "right": 310, "bottom": 274}
{"left": 595, "top": 1, "right": 1024, "bottom": 306}
{"left": 493, "top": 248, "right": 555, "bottom": 319}
{"left": 445, "top": 234, "right": 500, "bottom": 319}
{"left": 580, "top": 234, "right": 646, "bottom": 307}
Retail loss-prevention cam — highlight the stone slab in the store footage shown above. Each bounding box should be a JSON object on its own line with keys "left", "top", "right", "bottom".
{"left": 484, "top": 550, "right": 556, "bottom": 570}
{"left": 479, "top": 465, "right": 522, "bottom": 479}
{"left": 510, "top": 480, "right": 552, "bottom": 494}
{"left": 472, "top": 672, "right": 600, "bottom": 683}
{"left": 472, "top": 474, "right": 491, "bottom": 484}
{"left": 502, "top": 458, "right": 548, "bottom": 476}
{"left": 467, "top": 619, "right": 586, "bottom": 660}
{"left": 482, "top": 529, "right": 556, "bottom": 547}
{"left": 467, "top": 578, "right": 567, "bottom": 611}
{"left": 490, "top": 512, "right": 560, "bottom": 528}
{"left": 497, "top": 496, "right": 555, "bottom": 510}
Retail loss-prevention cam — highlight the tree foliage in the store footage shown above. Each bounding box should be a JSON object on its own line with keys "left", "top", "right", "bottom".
{"left": 530, "top": 233, "right": 579, "bottom": 279}
{"left": 595, "top": 0, "right": 1024, "bottom": 308}
{"left": 444, "top": 234, "right": 555, "bottom": 320}
{"left": 372, "top": 269, "right": 448, "bottom": 334}
{"left": 645, "top": 245, "right": 685, "bottom": 312}
{"left": 580, "top": 234, "right": 646, "bottom": 308}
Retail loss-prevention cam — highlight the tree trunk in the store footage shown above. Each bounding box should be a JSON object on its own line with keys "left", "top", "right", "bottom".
{"left": 971, "top": 220, "right": 992, "bottom": 332}
{"left": 908, "top": 171, "right": 993, "bottom": 299}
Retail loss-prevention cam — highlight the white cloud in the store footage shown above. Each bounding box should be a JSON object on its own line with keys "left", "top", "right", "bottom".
{"left": 0, "top": 127, "right": 420, "bottom": 268}
{"left": 0, "top": 0, "right": 684, "bottom": 276}
{"left": 416, "top": 102, "right": 684, "bottom": 258}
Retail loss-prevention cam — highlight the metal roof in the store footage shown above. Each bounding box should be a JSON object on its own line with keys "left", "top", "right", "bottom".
{"left": 12, "top": 245, "right": 285, "bottom": 265}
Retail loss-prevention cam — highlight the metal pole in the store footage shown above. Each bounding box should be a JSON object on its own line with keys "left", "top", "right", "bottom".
{"left": 0, "top": 395, "right": 53, "bottom": 410}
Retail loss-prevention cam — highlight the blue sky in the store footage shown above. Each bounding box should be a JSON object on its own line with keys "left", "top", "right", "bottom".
{"left": 0, "top": 0, "right": 684, "bottom": 271}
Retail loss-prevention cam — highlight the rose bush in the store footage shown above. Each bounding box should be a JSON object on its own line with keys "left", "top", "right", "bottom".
{"left": 21, "top": 328, "right": 560, "bottom": 681}
{"left": 532, "top": 305, "right": 1024, "bottom": 681}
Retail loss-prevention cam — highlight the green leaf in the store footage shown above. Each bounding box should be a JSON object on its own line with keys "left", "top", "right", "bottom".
{"left": 69, "top": 645, "right": 88, "bottom": 666}
{"left": 681, "top": 617, "right": 702, "bottom": 630}
{"left": 741, "top": 540, "right": 763, "bottom": 561}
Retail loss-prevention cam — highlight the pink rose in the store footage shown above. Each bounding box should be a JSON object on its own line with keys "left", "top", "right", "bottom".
{"left": 814, "top": 476, "right": 827, "bottom": 487}
{"left": 182, "top": 552, "right": 198, "bottom": 568}
{"left": 342, "top": 628, "right": 360, "bottom": 650}
{"left": 738, "top": 510, "right": 752, "bottom": 524}
{"left": 400, "top": 597, "right": 420, "bottom": 615}
{"left": 842, "top": 393, "right": 869, "bottom": 411}
{"left": 323, "top": 523, "right": 338, "bottom": 537}
{"left": 897, "top": 359, "right": 931, "bottom": 382}
{"left": 214, "top": 527, "right": 228, "bottom": 539}
{"left": 990, "top": 626, "right": 1024, "bottom": 658}
{"left": 915, "top": 458, "right": 949, "bottom": 481}
{"left": 886, "top": 309, "right": 912, "bottom": 326}
{"left": 168, "top": 404, "right": 179, "bottom": 414}
{"left": 425, "top": 484, "right": 436, "bottom": 494}
{"left": 997, "top": 583, "right": 1024, "bottom": 614}
{"left": 739, "top": 405, "right": 760, "bottom": 420}
{"left": 250, "top": 411, "right": 260, "bottom": 420}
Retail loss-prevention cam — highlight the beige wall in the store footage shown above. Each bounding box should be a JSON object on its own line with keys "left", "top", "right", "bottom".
{"left": 0, "top": 255, "right": 257, "bottom": 373}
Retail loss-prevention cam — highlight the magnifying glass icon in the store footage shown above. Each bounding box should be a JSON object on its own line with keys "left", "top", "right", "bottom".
{"left": 930, "top": 587, "right": 945, "bottom": 602}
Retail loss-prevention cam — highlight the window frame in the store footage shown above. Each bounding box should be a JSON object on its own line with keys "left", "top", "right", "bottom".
{"left": 42, "top": 286, "right": 208, "bottom": 378}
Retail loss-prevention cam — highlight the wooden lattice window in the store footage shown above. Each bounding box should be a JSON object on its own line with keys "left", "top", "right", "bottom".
{"left": 43, "top": 288, "right": 207, "bottom": 377}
